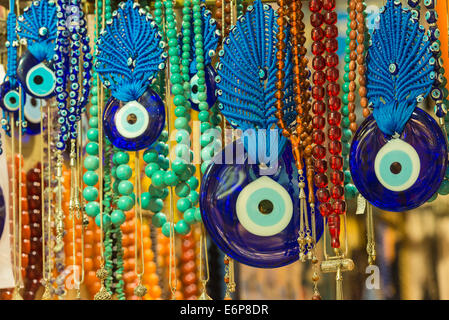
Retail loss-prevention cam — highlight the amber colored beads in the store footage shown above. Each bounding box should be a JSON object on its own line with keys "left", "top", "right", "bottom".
{"left": 181, "top": 232, "right": 198, "bottom": 300}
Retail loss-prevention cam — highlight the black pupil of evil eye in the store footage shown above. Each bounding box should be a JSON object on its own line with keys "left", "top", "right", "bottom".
{"left": 127, "top": 113, "right": 137, "bottom": 124}
{"left": 34, "top": 75, "right": 44, "bottom": 85}
{"left": 390, "top": 162, "right": 402, "bottom": 174}
{"left": 258, "top": 199, "right": 274, "bottom": 215}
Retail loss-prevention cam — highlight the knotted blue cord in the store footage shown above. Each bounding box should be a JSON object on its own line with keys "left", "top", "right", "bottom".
{"left": 367, "top": 0, "right": 433, "bottom": 136}
{"left": 95, "top": 0, "right": 165, "bottom": 102}
{"left": 215, "top": 0, "right": 295, "bottom": 158}
{"left": 16, "top": 0, "right": 57, "bottom": 62}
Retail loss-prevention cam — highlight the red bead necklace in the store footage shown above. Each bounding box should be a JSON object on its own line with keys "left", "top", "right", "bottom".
{"left": 310, "top": 0, "right": 346, "bottom": 249}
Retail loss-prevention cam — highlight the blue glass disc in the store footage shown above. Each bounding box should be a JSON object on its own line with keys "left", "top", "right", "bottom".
{"left": 16, "top": 50, "right": 56, "bottom": 99}
{"left": 200, "top": 139, "right": 324, "bottom": 268}
{"left": 103, "top": 87, "right": 165, "bottom": 151}
{"left": 189, "top": 64, "right": 217, "bottom": 111}
{"left": 0, "top": 80, "right": 22, "bottom": 114}
{"left": 349, "top": 107, "right": 448, "bottom": 212}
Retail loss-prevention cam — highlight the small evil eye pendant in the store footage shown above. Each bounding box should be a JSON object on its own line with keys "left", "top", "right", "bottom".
{"left": 17, "top": 50, "right": 56, "bottom": 99}
{"left": 189, "top": 64, "right": 217, "bottom": 111}
{"left": 23, "top": 93, "right": 45, "bottom": 135}
{"left": 349, "top": 107, "right": 448, "bottom": 212}
{"left": 200, "top": 140, "right": 324, "bottom": 268}
{"left": 0, "top": 80, "right": 21, "bottom": 113}
{"left": 103, "top": 87, "right": 165, "bottom": 151}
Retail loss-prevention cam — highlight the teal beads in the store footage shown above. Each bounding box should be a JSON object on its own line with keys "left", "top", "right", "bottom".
{"left": 344, "top": 184, "right": 358, "bottom": 200}
{"left": 83, "top": 186, "right": 98, "bottom": 201}
{"left": 116, "top": 164, "right": 133, "bottom": 180}
{"left": 143, "top": 149, "right": 158, "bottom": 163}
{"left": 114, "top": 151, "right": 130, "bottom": 165}
{"left": 118, "top": 180, "right": 134, "bottom": 195}
{"left": 85, "top": 201, "right": 100, "bottom": 217}
{"left": 87, "top": 128, "right": 99, "bottom": 142}
{"left": 175, "top": 220, "right": 190, "bottom": 235}
{"left": 148, "top": 198, "right": 164, "bottom": 213}
{"left": 83, "top": 171, "right": 99, "bottom": 186}
{"left": 438, "top": 179, "right": 449, "bottom": 195}
{"left": 141, "top": 192, "right": 151, "bottom": 210}
{"left": 163, "top": 171, "right": 179, "bottom": 186}
{"left": 193, "top": 207, "right": 202, "bottom": 222}
{"left": 145, "top": 162, "right": 160, "bottom": 178}
{"left": 118, "top": 195, "right": 134, "bottom": 211}
{"left": 95, "top": 213, "right": 112, "bottom": 228}
{"left": 144, "top": 0, "right": 221, "bottom": 237}
{"left": 86, "top": 142, "right": 99, "bottom": 155}
{"left": 176, "top": 197, "right": 191, "bottom": 212}
{"left": 161, "top": 221, "right": 172, "bottom": 237}
{"left": 151, "top": 170, "right": 166, "bottom": 188}
{"left": 111, "top": 209, "right": 126, "bottom": 225}
{"left": 152, "top": 212, "right": 167, "bottom": 228}
{"left": 183, "top": 208, "right": 196, "bottom": 225}
{"left": 175, "top": 182, "right": 190, "bottom": 197}
{"left": 84, "top": 155, "right": 99, "bottom": 171}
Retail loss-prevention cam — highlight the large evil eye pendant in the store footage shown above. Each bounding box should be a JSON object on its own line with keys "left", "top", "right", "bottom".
{"left": 200, "top": 139, "right": 324, "bottom": 268}
{"left": 349, "top": 107, "right": 447, "bottom": 212}
{"left": 17, "top": 50, "right": 56, "bottom": 99}
{"left": 103, "top": 87, "right": 165, "bottom": 151}
{"left": 0, "top": 81, "right": 21, "bottom": 113}
{"left": 24, "top": 94, "right": 45, "bottom": 135}
{"left": 189, "top": 64, "right": 217, "bottom": 111}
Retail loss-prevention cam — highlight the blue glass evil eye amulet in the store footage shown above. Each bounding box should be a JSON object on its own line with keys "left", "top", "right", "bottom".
{"left": 350, "top": 107, "right": 448, "bottom": 212}
{"left": 0, "top": 81, "right": 21, "bottom": 113}
{"left": 200, "top": 139, "right": 324, "bottom": 268}
{"left": 349, "top": 1, "right": 447, "bottom": 212}
{"left": 103, "top": 87, "right": 165, "bottom": 151}
{"left": 16, "top": 50, "right": 56, "bottom": 99}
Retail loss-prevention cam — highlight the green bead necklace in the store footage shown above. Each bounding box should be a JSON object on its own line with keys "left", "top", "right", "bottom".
{"left": 145, "top": 0, "right": 221, "bottom": 237}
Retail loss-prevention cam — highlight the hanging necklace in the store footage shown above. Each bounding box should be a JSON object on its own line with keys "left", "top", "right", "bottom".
{"left": 309, "top": 0, "right": 354, "bottom": 300}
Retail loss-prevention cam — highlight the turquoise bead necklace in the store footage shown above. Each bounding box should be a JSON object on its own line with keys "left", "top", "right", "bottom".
{"left": 84, "top": 0, "right": 115, "bottom": 300}
{"left": 146, "top": 0, "right": 205, "bottom": 238}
